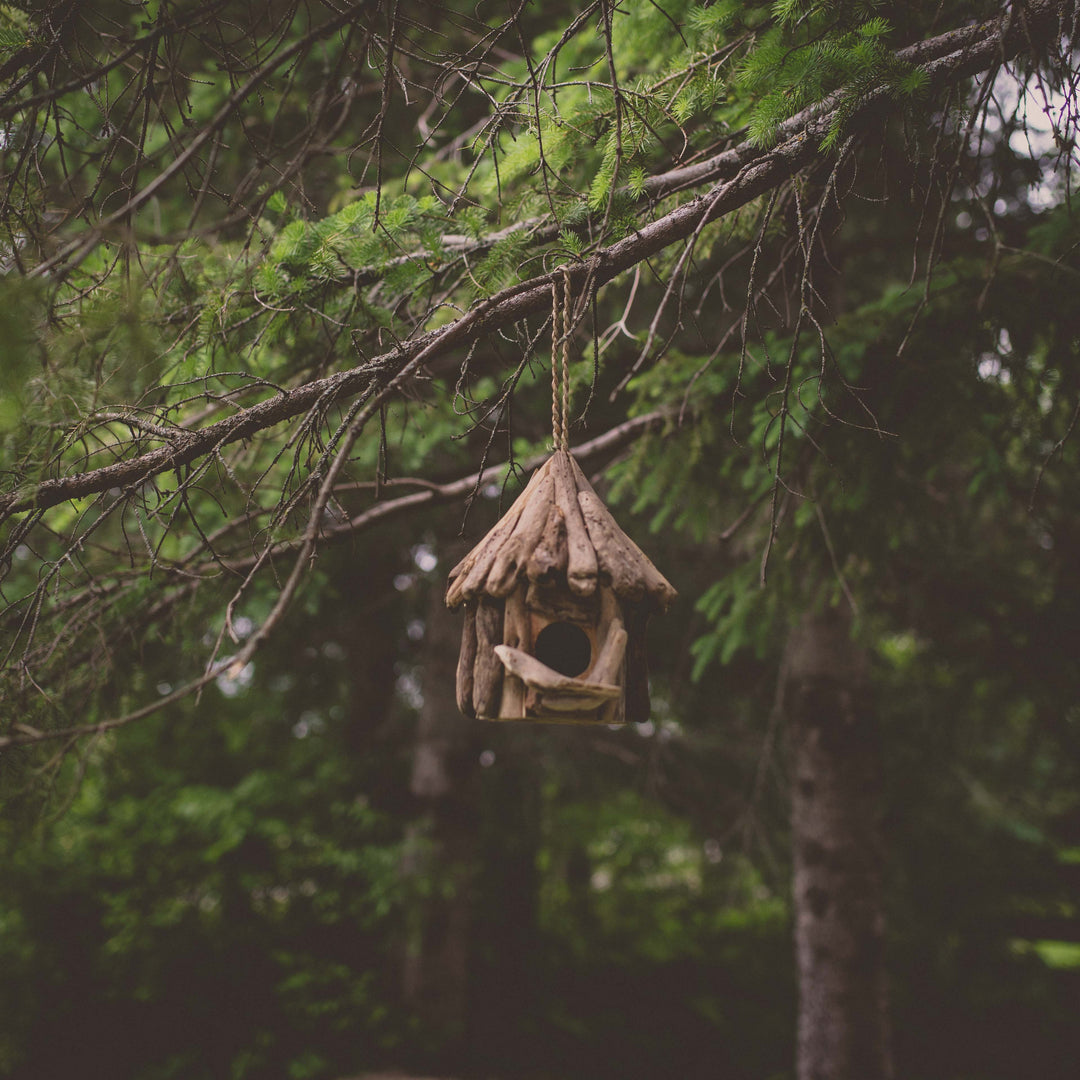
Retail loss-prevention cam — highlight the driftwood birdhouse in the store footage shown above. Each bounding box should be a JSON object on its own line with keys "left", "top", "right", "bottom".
{"left": 445, "top": 450, "right": 676, "bottom": 725}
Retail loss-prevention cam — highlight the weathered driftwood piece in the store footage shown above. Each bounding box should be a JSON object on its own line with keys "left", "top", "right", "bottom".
{"left": 598, "top": 657, "right": 627, "bottom": 726}
{"left": 446, "top": 449, "right": 676, "bottom": 724}
{"left": 590, "top": 588, "right": 627, "bottom": 685}
{"left": 570, "top": 454, "right": 677, "bottom": 610}
{"left": 599, "top": 690, "right": 625, "bottom": 724}
{"left": 499, "top": 586, "right": 530, "bottom": 720}
{"left": 502, "top": 585, "right": 529, "bottom": 650}
{"left": 455, "top": 602, "right": 478, "bottom": 719}
{"left": 485, "top": 468, "right": 556, "bottom": 597}
{"left": 549, "top": 451, "right": 597, "bottom": 596}
{"left": 592, "top": 586, "right": 627, "bottom": 725}
{"left": 526, "top": 503, "right": 567, "bottom": 582}
{"left": 525, "top": 580, "right": 596, "bottom": 622}
{"left": 446, "top": 466, "right": 545, "bottom": 607}
{"left": 494, "top": 646, "right": 620, "bottom": 709}
{"left": 472, "top": 601, "right": 504, "bottom": 717}
{"left": 578, "top": 487, "right": 676, "bottom": 606}
{"left": 590, "top": 625, "right": 627, "bottom": 686}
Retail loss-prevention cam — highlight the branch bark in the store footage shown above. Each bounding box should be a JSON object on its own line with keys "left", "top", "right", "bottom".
{"left": 0, "top": 410, "right": 668, "bottom": 750}
{"left": 0, "top": 0, "right": 1069, "bottom": 526}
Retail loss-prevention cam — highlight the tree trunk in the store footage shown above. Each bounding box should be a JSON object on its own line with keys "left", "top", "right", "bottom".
{"left": 467, "top": 730, "right": 542, "bottom": 1072}
{"left": 403, "top": 548, "right": 542, "bottom": 1074}
{"left": 402, "top": 566, "right": 481, "bottom": 1061}
{"left": 784, "top": 609, "right": 893, "bottom": 1080}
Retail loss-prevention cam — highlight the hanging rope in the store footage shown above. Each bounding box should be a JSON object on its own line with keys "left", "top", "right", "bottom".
{"left": 551, "top": 267, "right": 572, "bottom": 452}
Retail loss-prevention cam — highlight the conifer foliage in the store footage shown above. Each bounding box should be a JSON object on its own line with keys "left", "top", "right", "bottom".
{"left": 2, "top": 0, "right": 1076, "bottom": 745}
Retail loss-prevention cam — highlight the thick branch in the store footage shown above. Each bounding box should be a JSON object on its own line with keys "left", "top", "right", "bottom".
{"left": 216, "top": 409, "right": 672, "bottom": 574}
{"left": 0, "top": 410, "right": 669, "bottom": 750}
{"left": 1, "top": 0, "right": 1068, "bottom": 525}
{"left": 644, "top": 0, "right": 1064, "bottom": 197}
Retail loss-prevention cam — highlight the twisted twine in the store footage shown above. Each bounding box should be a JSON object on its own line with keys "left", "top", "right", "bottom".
{"left": 551, "top": 267, "right": 572, "bottom": 451}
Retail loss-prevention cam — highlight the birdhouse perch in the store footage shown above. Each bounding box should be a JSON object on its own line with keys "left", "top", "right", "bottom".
{"left": 446, "top": 450, "right": 676, "bottom": 725}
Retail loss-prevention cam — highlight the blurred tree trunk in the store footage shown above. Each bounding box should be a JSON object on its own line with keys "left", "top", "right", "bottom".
{"left": 467, "top": 728, "right": 542, "bottom": 1071}
{"left": 784, "top": 610, "right": 893, "bottom": 1080}
{"left": 403, "top": 564, "right": 481, "bottom": 1061}
{"left": 403, "top": 544, "right": 542, "bottom": 1072}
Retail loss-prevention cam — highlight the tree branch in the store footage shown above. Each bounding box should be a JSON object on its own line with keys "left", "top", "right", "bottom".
{"left": 0, "top": 409, "right": 670, "bottom": 750}
{"left": 1, "top": 0, "right": 1069, "bottom": 526}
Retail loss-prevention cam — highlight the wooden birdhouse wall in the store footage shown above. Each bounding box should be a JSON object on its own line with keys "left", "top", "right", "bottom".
{"left": 498, "top": 582, "right": 628, "bottom": 725}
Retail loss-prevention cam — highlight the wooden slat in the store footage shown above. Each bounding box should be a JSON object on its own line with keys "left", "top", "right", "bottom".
{"left": 455, "top": 601, "right": 478, "bottom": 718}
{"left": 551, "top": 450, "right": 597, "bottom": 596}
{"left": 445, "top": 464, "right": 545, "bottom": 607}
{"left": 484, "top": 467, "right": 555, "bottom": 597}
{"left": 525, "top": 503, "right": 567, "bottom": 582}
{"left": 472, "top": 600, "right": 505, "bottom": 718}
{"left": 577, "top": 488, "right": 676, "bottom": 607}
{"left": 498, "top": 588, "right": 528, "bottom": 719}
{"left": 569, "top": 454, "right": 676, "bottom": 608}
{"left": 590, "top": 589, "right": 627, "bottom": 685}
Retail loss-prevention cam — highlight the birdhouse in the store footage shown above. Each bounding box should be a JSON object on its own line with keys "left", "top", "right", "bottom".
{"left": 445, "top": 450, "right": 676, "bottom": 725}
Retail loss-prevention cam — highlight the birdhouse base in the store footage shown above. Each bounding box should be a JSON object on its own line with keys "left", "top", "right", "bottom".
{"left": 484, "top": 713, "right": 627, "bottom": 726}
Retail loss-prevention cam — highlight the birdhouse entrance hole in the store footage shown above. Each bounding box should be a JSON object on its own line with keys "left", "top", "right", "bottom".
{"left": 534, "top": 621, "right": 591, "bottom": 678}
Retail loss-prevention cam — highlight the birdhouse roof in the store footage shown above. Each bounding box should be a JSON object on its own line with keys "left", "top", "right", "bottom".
{"left": 446, "top": 450, "right": 676, "bottom": 610}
